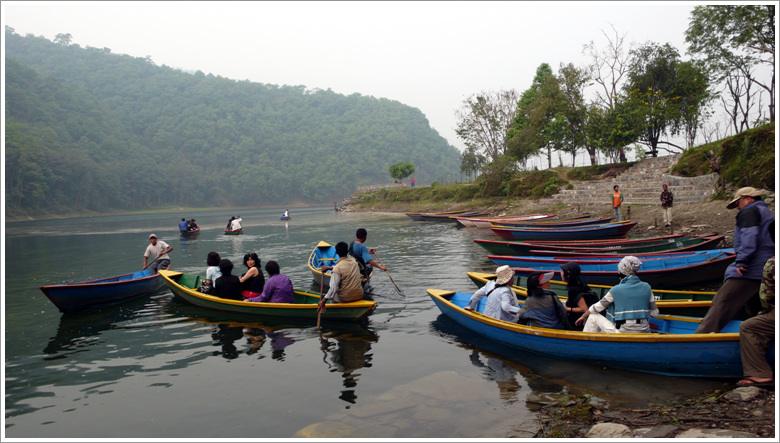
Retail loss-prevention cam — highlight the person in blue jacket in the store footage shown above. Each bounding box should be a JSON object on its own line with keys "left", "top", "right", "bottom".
{"left": 576, "top": 256, "right": 658, "bottom": 333}
{"left": 696, "top": 187, "right": 775, "bottom": 333}
{"left": 178, "top": 218, "right": 188, "bottom": 234}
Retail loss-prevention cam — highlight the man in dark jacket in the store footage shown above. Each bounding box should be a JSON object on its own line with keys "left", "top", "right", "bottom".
{"left": 696, "top": 187, "right": 775, "bottom": 333}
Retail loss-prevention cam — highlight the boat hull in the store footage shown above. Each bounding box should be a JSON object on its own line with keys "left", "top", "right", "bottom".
{"left": 40, "top": 270, "right": 164, "bottom": 313}
{"left": 428, "top": 289, "right": 758, "bottom": 378}
{"left": 224, "top": 228, "right": 243, "bottom": 235}
{"left": 491, "top": 221, "right": 637, "bottom": 241}
{"left": 159, "top": 270, "right": 376, "bottom": 320}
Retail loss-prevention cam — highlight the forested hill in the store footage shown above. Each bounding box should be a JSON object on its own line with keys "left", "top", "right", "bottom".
{"left": 4, "top": 30, "right": 461, "bottom": 217}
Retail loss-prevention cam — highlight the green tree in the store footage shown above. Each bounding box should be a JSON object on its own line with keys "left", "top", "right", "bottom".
{"left": 685, "top": 5, "right": 775, "bottom": 123}
{"left": 624, "top": 42, "right": 709, "bottom": 157}
{"left": 459, "top": 149, "right": 485, "bottom": 181}
{"left": 389, "top": 161, "right": 415, "bottom": 181}
{"left": 506, "top": 64, "right": 554, "bottom": 167}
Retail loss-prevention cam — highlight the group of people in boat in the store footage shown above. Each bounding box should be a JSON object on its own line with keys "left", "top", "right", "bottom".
{"left": 178, "top": 218, "right": 199, "bottom": 234}
{"left": 226, "top": 215, "right": 242, "bottom": 231}
{"left": 200, "top": 251, "right": 294, "bottom": 304}
{"left": 466, "top": 255, "right": 658, "bottom": 333}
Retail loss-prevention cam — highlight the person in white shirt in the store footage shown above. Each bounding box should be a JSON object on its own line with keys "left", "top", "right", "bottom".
{"left": 142, "top": 233, "right": 173, "bottom": 274}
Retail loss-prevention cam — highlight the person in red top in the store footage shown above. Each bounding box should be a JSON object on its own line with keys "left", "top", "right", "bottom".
{"left": 611, "top": 185, "right": 624, "bottom": 221}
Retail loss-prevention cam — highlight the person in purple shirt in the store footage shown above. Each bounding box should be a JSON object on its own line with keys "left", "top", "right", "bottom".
{"left": 247, "top": 260, "right": 294, "bottom": 304}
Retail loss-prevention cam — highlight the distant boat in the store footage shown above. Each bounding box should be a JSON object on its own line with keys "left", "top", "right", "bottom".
{"left": 405, "top": 210, "right": 477, "bottom": 221}
{"left": 453, "top": 213, "right": 557, "bottom": 228}
{"left": 181, "top": 227, "right": 200, "bottom": 237}
{"left": 159, "top": 270, "right": 376, "bottom": 321}
{"left": 40, "top": 269, "right": 164, "bottom": 313}
{"left": 224, "top": 228, "right": 243, "bottom": 235}
{"left": 427, "top": 288, "right": 766, "bottom": 378}
{"left": 281, "top": 215, "right": 291, "bottom": 221}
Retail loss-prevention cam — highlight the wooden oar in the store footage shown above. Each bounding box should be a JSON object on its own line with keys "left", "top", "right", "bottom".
{"left": 317, "top": 269, "right": 325, "bottom": 330}
{"left": 372, "top": 251, "right": 406, "bottom": 297}
{"left": 142, "top": 255, "right": 161, "bottom": 271}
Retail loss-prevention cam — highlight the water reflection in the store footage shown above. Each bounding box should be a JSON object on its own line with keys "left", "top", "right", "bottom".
{"left": 243, "top": 327, "right": 295, "bottom": 360}
{"left": 318, "top": 328, "right": 379, "bottom": 405}
{"left": 468, "top": 350, "right": 521, "bottom": 405}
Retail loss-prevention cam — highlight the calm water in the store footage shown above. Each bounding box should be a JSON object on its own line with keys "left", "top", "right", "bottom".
{"left": 4, "top": 207, "right": 729, "bottom": 438}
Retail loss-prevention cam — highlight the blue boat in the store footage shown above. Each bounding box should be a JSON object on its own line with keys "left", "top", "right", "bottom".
{"left": 308, "top": 241, "right": 372, "bottom": 288}
{"left": 40, "top": 269, "right": 164, "bottom": 313}
{"left": 427, "top": 288, "right": 766, "bottom": 378}
{"left": 491, "top": 221, "right": 637, "bottom": 241}
{"left": 488, "top": 248, "right": 735, "bottom": 269}
{"left": 508, "top": 251, "right": 735, "bottom": 288}
{"left": 281, "top": 215, "right": 291, "bottom": 221}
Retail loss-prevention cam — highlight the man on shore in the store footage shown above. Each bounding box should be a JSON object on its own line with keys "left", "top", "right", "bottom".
{"left": 611, "top": 185, "right": 624, "bottom": 221}
{"left": 660, "top": 184, "right": 673, "bottom": 227}
{"left": 696, "top": 187, "right": 774, "bottom": 333}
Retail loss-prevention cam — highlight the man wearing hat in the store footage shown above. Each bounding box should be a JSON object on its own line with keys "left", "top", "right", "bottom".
{"left": 142, "top": 234, "right": 173, "bottom": 274}
{"left": 696, "top": 187, "right": 775, "bottom": 333}
{"left": 576, "top": 256, "right": 658, "bottom": 333}
{"left": 465, "top": 265, "right": 519, "bottom": 322}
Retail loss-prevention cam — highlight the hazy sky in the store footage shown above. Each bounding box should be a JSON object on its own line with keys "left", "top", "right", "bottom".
{"left": 3, "top": 1, "right": 700, "bottom": 153}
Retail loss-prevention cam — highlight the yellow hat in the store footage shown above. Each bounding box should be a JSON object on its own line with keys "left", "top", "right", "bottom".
{"left": 726, "top": 187, "right": 764, "bottom": 209}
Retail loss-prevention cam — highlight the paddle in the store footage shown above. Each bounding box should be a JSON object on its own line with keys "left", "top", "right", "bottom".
{"left": 317, "top": 268, "right": 325, "bottom": 330}
{"left": 372, "top": 251, "right": 406, "bottom": 297}
{"left": 142, "top": 255, "right": 161, "bottom": 271}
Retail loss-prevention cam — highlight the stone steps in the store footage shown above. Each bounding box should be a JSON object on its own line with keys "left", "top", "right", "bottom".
{"left": 539, "top": 154, "right": 719, "bottom": 207}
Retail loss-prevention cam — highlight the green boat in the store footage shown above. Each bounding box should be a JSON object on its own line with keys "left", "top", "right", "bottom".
{"left": 224, "top": 228, "right": 243, "bottom": 235}
{"left": 466, "top": 271, "right": 719, "bottom": 318}
{"left": 159, "top": 270, "right": 376, "bottom": 321}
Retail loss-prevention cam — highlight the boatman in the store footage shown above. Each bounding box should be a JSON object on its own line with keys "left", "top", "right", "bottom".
{"left": 178, "top": 218, "right": 188, "bottom": 234}
{"left": 143, "top": 233, "right": 173, "bottom": 274}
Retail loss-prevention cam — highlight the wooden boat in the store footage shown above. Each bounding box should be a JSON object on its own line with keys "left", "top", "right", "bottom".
{"left": 491, "top": 221, "right": 637, "bottom": 241}
{"left": 528, "top": 234, "right": 726, "bottom": 256}
{"left": 491, "top": 216, "right": 614, "bottom": 228}
{"left": 454, "top": 213, "right": 556, "bottom": 228}
{"left": 487, "top": 248, "right": 735, "bottom": 269}
{"left": 181, "top": 227, "right": 200, "bottom": 237}
{"left": 473, "top": 233, "right": 704, "bottom": 256}
{"left": 427, "top": 288, "right": 759, "bottom": 378}
{"left": 308, "top": 241, "right": 373, "bottom": 288}
{"left": 159, "top": 270, "right": 376, "bottom": 321}
{"left": 224, "top": 228, "right": 243, "bottom": 235}
{"left": 509, "top": 251, "right": 735, "bottom": 288}
{"left": 405, "top": 210, "right": 480, "bottom": 221}
{"left": 419, "top": 211, "right": 489, "bottom": 222}
{"left": 40, "top": 269, "right": 164, "bottom": 313}
{"left": 466, "top": 271, "right": 719, "bottom": 318}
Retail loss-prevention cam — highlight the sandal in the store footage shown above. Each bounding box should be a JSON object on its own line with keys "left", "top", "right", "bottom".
{"left": 737, "top": 378, "right": 774, "bottom": 388}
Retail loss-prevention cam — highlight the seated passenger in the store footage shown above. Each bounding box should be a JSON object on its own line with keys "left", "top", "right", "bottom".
{"left": 575, "top": 256, "right": 659, "bottom": 333}
{"left": 247, "top": 260, "right": 294, "bottom": 303}
{"left": 465, "top": 265, "right": 519, "bottom": 322}
{"left": 188, "top": 219, "right": 198, "bottom": 230}
{"left": 317, "top": 242, "right": 364, "bottom": 314}
{"left": 560, "top": 262, "right": 599, "bottom": 331}
{"left": 517, "top": 271, "right": 569, "bottom": 329}
{"left": 239, "top": 252, "right": 265, "bottom": 299}
{"left": 203, "top": 251, "right": 222, "bottom": 293}
{"left": 231, "top": 215, "right": 242, "bottom": 231}
{"left": 214, "top": 259, "right": 243, "bottom": 300}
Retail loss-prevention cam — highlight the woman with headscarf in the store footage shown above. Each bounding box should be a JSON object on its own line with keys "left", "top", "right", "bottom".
{"left": 516, "top": 270, "right": 569, "bottom": 329}
{"left": 465, "top": 265, "right": 519, "bottom": 322}
{"left": 559, "top": 262, "right": 599, "bottom": 330}
{"left": 575, "top": 256, "right": 658, "bottom": 333}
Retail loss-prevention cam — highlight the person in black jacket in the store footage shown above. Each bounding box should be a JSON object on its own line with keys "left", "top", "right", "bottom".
{"left": 214, "top": 259, "right": 243, "bottom": 300}
{"left": 559, "top": 262, "right": 599, "bottom": 330}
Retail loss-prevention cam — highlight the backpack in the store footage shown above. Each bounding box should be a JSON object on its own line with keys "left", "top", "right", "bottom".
{"left": 349, "top": 241, "right": 371, "bottom": 278}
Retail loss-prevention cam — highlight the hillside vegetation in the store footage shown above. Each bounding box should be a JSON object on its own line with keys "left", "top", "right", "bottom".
{"left": 347, "top": 124, "right": 775, "bottom": 212}
{"left": 4, "top": 30, "right": 461, "bottom": 217}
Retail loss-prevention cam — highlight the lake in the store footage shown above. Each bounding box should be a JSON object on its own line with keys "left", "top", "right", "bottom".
{"left": 4, "top": 207, "right": 729, "bottom": 438}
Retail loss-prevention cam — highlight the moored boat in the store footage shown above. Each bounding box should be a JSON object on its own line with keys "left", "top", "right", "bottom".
{"left": 490, "top": 221, "right": 637, "bottom": 241}
{"left": 491, "top": 216, "right": 614, "bottom": 228}
{"left": 454, "top": 213, "right": 556, "bottom": 228}
{"left": 487, "top": 248, "right": 734, "bottom": 269}
{"left": 40, "top": 269, "right": 164, "bottom": 313}
{"left": 159, "top": 270, "right": 376, "bottom": 321}
{"left": 427, "top": 288, "right": 766, "bottom": 378}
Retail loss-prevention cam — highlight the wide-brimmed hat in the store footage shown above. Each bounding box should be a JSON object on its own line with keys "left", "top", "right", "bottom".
{"left": 726, "top": 187, "right": 764, "bottom": 209}
{"left": 495, "top": 265, "right": 514, "bottom": 285}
